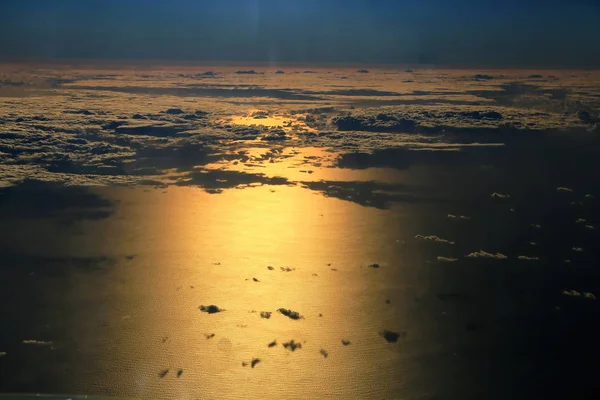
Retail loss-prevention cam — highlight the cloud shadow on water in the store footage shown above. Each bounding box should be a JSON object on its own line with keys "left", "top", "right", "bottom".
{"left": 0, "top": 179, "right": 114, "bottom": 222}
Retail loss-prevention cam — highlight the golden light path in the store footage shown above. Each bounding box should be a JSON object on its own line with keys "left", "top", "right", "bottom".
{"left": 67, "top": 184, "right": 414, "bottom": 399}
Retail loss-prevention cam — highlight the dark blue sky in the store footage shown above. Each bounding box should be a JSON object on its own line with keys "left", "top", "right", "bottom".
{"left": 1, "top": 0, "right": 599, "bottom": 66}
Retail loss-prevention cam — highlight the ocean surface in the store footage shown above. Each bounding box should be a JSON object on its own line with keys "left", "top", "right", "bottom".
{"left": 1, "top": 64, "right": 600, "bottom": 399}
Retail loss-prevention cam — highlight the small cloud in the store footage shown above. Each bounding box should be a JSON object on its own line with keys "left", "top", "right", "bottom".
{"left": 282, "top": 340, "right": 302, "bottom": 351}
{"left": 557, "top": 187, "right": 573, "bottom": 192}
{"left": 572, "top": 247, "right": 584, "bottom": 252}
{"left": 260, "top": 311, "right": 272, "bottom": 319}
{"left": 158, "top": 369, "right": 169, "bottom": 378}
{"left": 531, "top": 224, "right": 541, "bottom": 229}
{"left": 22, "top": 340, "right": 53, "bottom": 346}
{"left": 163, "top": 108, "right": 184, "bottom": 115}
{"left": 561, "top": 290, "right": 595, "bottom": 299}
{"left": 437, "top": 256, "right": 458, "bottom": 263}
{"left": 529, "top": 242, "right": 537, "bottom": 246}
{"left": 517, "top": 256, "right": 539, "bottom": 261}
{"left": 466, "top": 251, "right": 508, "bottom": 260}
{"left": 562, "top": 289, "right": 581, "bottom": 297}
{"left": 278, "top": 308, "right": 303, "bottom": 320}
{"left": 585, "top": 194, "right": 596, "bottom": 199}
{"left": 576, "top": 218, "right": 587, "bottom": 223}
{"left": 235, "top": 70, "right": 262, "bottom": 74}
{"left": 564, "top": 260, "right": 572, "bottom": 264}
{"left": 491, "top": 192, "right": 511, "bottom": 199}
{"left": 415, "top": 234, "right": 455, "bottom": 245}
{"left": 447, "top": 214, "right": 470, "bottom": 220}
{"left": 199, "top": 304, "right": 224, "bottom": 313}
{"left": 0, "top": 352, "right": 6, "bottom": 357}
{"left": 380, "top": 330, "right": 406, "bottom": 343}
{"left": 585, "top": 225, "right": 596, "bottom": 230}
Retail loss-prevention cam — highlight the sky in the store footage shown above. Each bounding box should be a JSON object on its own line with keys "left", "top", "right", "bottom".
{"left": 1, "top": 0, "right": 600, "bottom": 67}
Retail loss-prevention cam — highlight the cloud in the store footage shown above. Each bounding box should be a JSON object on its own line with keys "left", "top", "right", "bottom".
{"left": 437, "top": 256, "right": 458, "bottom": 262}
{"left": 176, "top": 170, "right": 290, "bottom": 191}
{"left": 22, "top": 340, "right": 53, "bottom": 346}
{"left": 415, "top": 234, "right": 455, "bottom": 245}
{"left": 491, "top": 192, "right": 511, "bottom": 199}
{"left": 299, "top": 180, "right": 438, "bottom": 209}
{"left": 235, "top": 70, "right": 262, "bottom": 75}
{"left": 562, "top": 290, "right": 596, "bottom": 300}
{"left": 517, "top": 256, "right": 539, "bottom": 261}
{"left": 557, "top": 187, "right": 573, "bottom": 192}
{"left": 332, "top": 115, "right": 416, "bottom": 132}
{"left": 572, "top": 247, "right": 584, "bottom": 252}
{"left": 199, "top": 305, "right": 224, "bottom": 313}
{"left": 447, "top": 214, "right": 470, "bottom": 220}
{"left": 466, "top": 251, "right": 508, "bottom": 259}
{"left": 277, "top": 308, "right": 303, "bottom": 320}
{"left": 282, "top": 340, "right": 302, "bottom": 351}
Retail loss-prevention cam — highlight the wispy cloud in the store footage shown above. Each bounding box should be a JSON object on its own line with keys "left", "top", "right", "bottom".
{"left": 466, "top": 251, "right": 508, "bottom": 260}
{"left": 415, "top": 234, "right": 455, "bottom": 245}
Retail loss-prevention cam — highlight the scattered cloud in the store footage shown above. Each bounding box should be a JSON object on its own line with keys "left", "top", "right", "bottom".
{"left": 466, "top": 251, "right": 508, "bottom": 259}
{"left": 517, "top": 256, "right": 539, "bottom": 261}
{"left": 277, "top": 308, "right": 303, "bottom": 320}
{"left": 491, "top": 192, "right": 511, "bottom": 199}
{"left": 437, "top": 256, "right": 458, "bottom": 262}
{"left": 415, "top": 234, "right": 455, "bottom": 245}
{"left": 557, "top": 187, "right": 573, "bottom": 192}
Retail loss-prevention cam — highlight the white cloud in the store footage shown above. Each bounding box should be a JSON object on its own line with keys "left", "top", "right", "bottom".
{"left": 465, "top": 250, "right": 508, "bottom": 259}
{"left": 437, "top": 256, "right": 458, "bottom": 262}
{"left": 557, "top": 187, "right": 573, "bottom": 192}
{"left": 491, "top": 192, "right": 511, "bottom": 199}
{"left": 447, "top": 214, "right": 470, "bottom": 220}
{"left": 561, "top": 290, "right": 596, "bottom": 300}
{"left": 572, "top": 247, "right": 584, "bottom": 252}
{"left": 415, "top": 234, "right": 455, "bottom": 245}
{"left": 22, "top": 340, "right": 53, "bottom": 346}
{"left": 576, "top": 218, "right": 587, "bottom": 223}
{"left": 585, "top": 194, "right": 596, "bottom": 199}
{"left": 585, "top": 225, "right": 596, "bottom": 230}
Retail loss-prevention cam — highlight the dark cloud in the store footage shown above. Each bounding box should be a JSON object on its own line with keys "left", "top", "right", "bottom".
{"left": 300, "top": 180, "right": 440, "bottom": 209}
{"left": 176, "top": 170, "right": 290, "bottom": 191}
{"left": 235, "top": 70, "right": 262, "bottom": 75}
{"left": 277, "top": 308, "right": 303, "bottom": 320}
